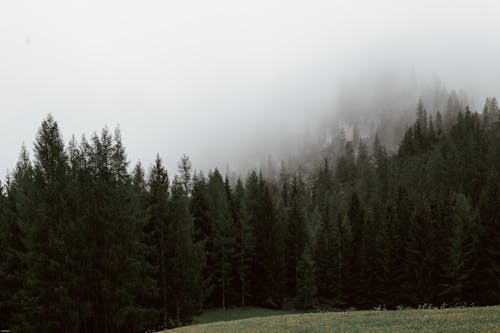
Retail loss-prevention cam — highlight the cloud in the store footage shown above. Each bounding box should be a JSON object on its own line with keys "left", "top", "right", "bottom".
{"left": 1, "top": 0, "right": 499, "bottom": 175}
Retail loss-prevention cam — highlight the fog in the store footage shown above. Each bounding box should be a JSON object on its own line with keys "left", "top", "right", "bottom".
{"left": 1, "top": 0, "right": 500, "bottom": 175}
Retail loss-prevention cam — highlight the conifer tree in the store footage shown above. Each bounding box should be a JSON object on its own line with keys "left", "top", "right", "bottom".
{"left": 375, "top": 200, "right": 405, "bottom": 307}
{"left": 404, "top": 200, "right": 437, "bottom": 305}
{"left": 21, "top": 115, "right": 77, "bottom": 332}
{"left": 286, "top": 175, "right": 307, "bottom": 295}
{"left": 232, "top": 179, "right": 255, "bottom": 307}
{"left": 169, "top": 175, "right": 204, "bottom": 324}
{"left": 440, "top": 194, "right": 478, "bottom": 304}
{"left": 206, "top": 169, "right": 234, "bottom": 309}
{"left": 146, "top": 155, "right": 170, "bottom": 326}
{"left": 0, "top": 153, "right": 32, "bottom": 329}
{"left": 477, "top": 181, "right": 500, "bottom": 304}
{"left": 191, "top": 171, "right": 210, "bottom": 244}
{"left": 296, "top": 245, "right": 317, "bottom": 308}
{"left": 315, "top": 194, "right": 334, "bottom": 299}
{"left": 346, "top": 191, "right": 367, "bottom": 305}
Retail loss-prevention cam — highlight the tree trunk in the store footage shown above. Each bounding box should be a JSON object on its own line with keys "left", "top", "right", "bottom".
{"left": 242, "top": 278, "right": 245, "bottom": 307}
{"left": 104, "top": 239, "right": 108, "bottom": 333}
{"left": 161, "top": 248, "right": 168, "bottom": 327}
{"left": 222, "top": 256, "right": 226, "bottom": 310}
{"left": 176, "top": 296, "right": 181, "bottom": 326}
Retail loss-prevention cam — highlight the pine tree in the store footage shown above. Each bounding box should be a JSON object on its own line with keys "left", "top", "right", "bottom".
{"left": 178, "top": 154, "right": 192, "bottom": 195}
{"left": 336, "top": 142, "right": 356, "bottom": 184}
{"left": 315, "top": 193, "right": 334, "bottom": 299}
{"left": 21, "top": 115, "right": 77, "bottom": 332}
{"left": 440, "top": 193, "right": 478, "bottom": 304}
{"left": 246, "top": 171, "right": 286, "bottom": 307}
{"left": 146, "top": 155, "right": 170, "bottom": 327}
{"left": 404, "top": 199, "right": 437, "bottom": 305}
{"left": 286, "top": 175, "right": 307, "bottom": 295}
{"left": 445, "top": 90, "right": 462, "bottom": 127}
{"left": 169, "top": 175, "right": 204, "bottom": 325}
{"left": 346, "top": 191, "right": 367, "bottom": 306}
{"left": 338, "top": 212, "right": 353, "bottom": 305}
{"left": 84, "top": 126, "right": 153, "bottom": 332}
{"left": 191, "top": 171, "right": 210, "bottom": 244}
{"left": 477, "top": 181, "right": 500, "bottom": 304}
{"left": 296, "top": 245, "right": 317, "bottom": 308}
{"left": 206, "top": 169, "right": 234, "bottom": 309}
{"left": 268, "top": 189, "right": 288, "bottom": 306}
{"left": 0, "top": 148, "right": 33, "bottom": 329}
{"left": 232, "top": 179, "right": 255, "bottom": 307}
{"left": 316, "top": 186, "right": 351, "bottom": 306}
{"left": 375, "top": 200, "right": 405, "bottom": 307}
{"left": 130, "top": 162, "right": 159, "bottom": 330}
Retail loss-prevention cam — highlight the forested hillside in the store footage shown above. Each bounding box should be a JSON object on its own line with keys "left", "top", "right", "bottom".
{"left": 1, "top": 97, "right": 500, "bottom": 332}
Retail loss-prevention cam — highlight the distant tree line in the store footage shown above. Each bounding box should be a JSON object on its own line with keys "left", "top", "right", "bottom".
{"left": 1, "top": 97, "right": 500, "bottom": 332}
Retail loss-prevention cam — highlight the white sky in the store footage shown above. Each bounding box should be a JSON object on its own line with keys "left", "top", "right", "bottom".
{"left": 1, "top": 0, "right": 500, "bottom": 175}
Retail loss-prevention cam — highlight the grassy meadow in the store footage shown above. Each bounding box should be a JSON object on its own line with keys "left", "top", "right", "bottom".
{"left": 165, "top": 306, "right": 500, "bottom": 333}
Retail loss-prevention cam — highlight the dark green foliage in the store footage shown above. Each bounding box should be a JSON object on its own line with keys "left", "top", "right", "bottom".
{"left": 296, "top": 246, "right": 317, "bottom": 308}
{"left": 191, "top": 171, "right": 210, "bottom": 245}
{"left": 2, "top": 98, "right": 500, "bottom": 332}
{"left": 477, "top": 181, "right": 500, "bottom": 304}
{"left": 374, "top": 200, "right": 405, "bottom": 307}
{"left": 286, "top": 175, "right": 307, "bottom": 295}
{"left": 145, "top": 155, "right": 170, "bottom": 327}
{"left": 440, "top": 194, "right": 478, "bottom": 304}
{"left": 232, "top": 179, "right": 255, "bottom": 307}
{"left": 0, "top": 150, "right": 32, "bottom": 329}
{"left": 206, "top": 169, "right": 234, "bottom": 309}
{"left": 168, "top": 175, "right": 205, "bottom": 325}
{"left": 21, "top": 115, "right": 76, "bottom": 332}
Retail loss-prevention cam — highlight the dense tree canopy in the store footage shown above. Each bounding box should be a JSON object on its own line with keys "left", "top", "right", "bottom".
{"left": 1, "top": 97, "right": 500, "bottom": 332}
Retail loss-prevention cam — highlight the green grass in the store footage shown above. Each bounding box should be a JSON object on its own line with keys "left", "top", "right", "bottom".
{"left": 165, "top": 306, "right": 500, "bottom": 332}
{"left": 192, "top": 306, "right": 302, "bottom": 325}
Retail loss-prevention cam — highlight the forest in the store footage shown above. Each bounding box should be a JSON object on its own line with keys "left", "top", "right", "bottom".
{"left": 1, "top": 96, "right": 500, "bottom": 333}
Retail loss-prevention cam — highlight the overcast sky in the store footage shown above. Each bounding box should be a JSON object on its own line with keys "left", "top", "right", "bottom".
{"left": 1, "top": 0, "right": 500, "bottom": 175}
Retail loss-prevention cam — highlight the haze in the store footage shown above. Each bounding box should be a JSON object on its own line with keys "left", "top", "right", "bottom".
{"left": 1, "top": 0, "right": 500, "bottom": 175}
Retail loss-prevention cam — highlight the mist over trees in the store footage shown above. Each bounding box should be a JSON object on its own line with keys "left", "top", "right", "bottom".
{"left": 1, "top": 94, "right": 500, "bottom": 332}
{"left": 255, "top": 76, "right": 471, "bottom": 181}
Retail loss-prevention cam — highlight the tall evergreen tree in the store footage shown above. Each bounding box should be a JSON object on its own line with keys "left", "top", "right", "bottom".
{"left": 232, "top": 179, "right": 255, "bottom": 307}
{"left": 440, "top": 194, "right": 478, "bottom": 304}
{"left": 168, "top": 175, "right": 204, "bottom": 324}
{"left": 0, "top": 148, "right": 33, "bottom": 329}
{"left": 296, "top": 245, "right": 317, "bottom": 308}
{"left": 146, "top": 155, "right": 170, "bottom": 327}
{"left": 19, "top": 115, "right": 79, "bottom": 332}
{"left": 375, "top": 200, "right": 405, "bottom": 307}
{"left": 286, "top": 175, "right": 307, "bottom": 295}
{"left": 206, "top": 169, "right": 234, "bottom": 309}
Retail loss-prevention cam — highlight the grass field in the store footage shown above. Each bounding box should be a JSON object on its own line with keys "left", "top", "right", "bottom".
{"left": 192, "top": 306, "right": 303, "bottom": 325}
{"left": 165, "top": 305, "right": 500, "bottom": 332}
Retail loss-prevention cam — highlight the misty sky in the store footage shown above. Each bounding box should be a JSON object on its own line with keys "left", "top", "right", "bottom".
{"left": 1, "top": 0, "right": 500, "bottom": 175}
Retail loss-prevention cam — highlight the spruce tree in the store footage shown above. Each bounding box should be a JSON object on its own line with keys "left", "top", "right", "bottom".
{"left": 375, "top": 200, "right": 405, "bottom": 307}
{"left": 232, "top": 179, "right": 255, "bottom": 307}
{"left": 296, "top": 245, "right": 317, "bottom": 308}
{"left": 146, "top": 155, "right": 170, "bottom": 327}
{"left": 346, "top": 191, "right": 367, "bottom": 306}
{"left": 286, "top": 175, "right": 307, "bottom": 295}
{"left": 22, "top": 115, "right": 76, "bottom": 332}
{"left": 440, "top": 194, "right": 478, "bottom": 304}
{"left": 0, "top": 154, "right": 32, "bottom": 330}
{"left": 169, "top": 175, "right": 204, "bottom": 324}
{"left": 206, "top": 169, "right": 234, "bottom": 309}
